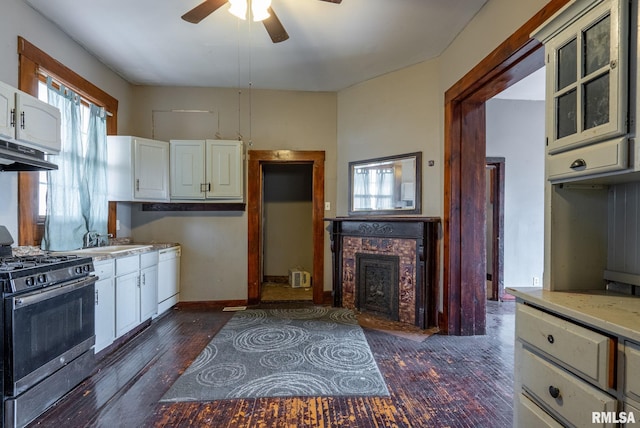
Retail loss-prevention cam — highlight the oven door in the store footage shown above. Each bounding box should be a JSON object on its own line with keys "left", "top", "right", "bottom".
{"left": 4, "top": 275, "right": 97, "bottom": 396}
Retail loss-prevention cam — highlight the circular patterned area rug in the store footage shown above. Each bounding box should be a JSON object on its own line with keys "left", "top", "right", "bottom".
{"left": 161, "top": 307, "right": 389, "bottom": 401}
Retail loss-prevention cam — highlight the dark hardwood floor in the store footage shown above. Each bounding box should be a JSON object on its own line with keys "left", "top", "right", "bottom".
{"left": 29, "top": 301, "right": 515, "bottom": 427}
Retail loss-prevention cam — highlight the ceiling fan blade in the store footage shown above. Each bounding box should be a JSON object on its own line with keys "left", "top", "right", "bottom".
{"left": 318, "top": 0, "right": 342, "bottom": 3}
{"left": 181, "top": 0, "right": 228, "bottom": 24}
{"left": 262, "top": 7, "right": 289, "bottom": 43}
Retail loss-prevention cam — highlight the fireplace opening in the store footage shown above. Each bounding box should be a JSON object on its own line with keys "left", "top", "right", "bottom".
{"left": 355, "top": 253, "right": 400, "bottom": 321}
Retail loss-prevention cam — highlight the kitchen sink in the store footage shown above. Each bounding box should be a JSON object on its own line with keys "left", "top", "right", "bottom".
{"left": 55, "top": 244, "right": 153, "bottom": 255}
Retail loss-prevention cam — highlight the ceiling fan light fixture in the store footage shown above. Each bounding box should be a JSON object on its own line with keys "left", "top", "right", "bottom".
{"left": 251, "top": 0, "right": 271, "bottom": 21}
{"left": 228, "top": 0, "right": 247, "bottom": 20}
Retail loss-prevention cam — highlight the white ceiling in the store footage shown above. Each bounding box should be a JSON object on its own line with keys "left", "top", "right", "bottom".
{"left": 24, "top": 0, "right": 488, "bottom": 92}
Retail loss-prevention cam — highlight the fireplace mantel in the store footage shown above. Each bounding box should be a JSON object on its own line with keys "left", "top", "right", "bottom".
{"left": 326, "top": 217, "right": 440, "bottom": 329}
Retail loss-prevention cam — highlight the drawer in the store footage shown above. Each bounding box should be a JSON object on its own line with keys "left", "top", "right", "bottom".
{"left": 115, "top": 254, "right": 139, "bottom": 276}
{"left": 140, "top": 250, "right": 158, "bottom": 268}
{"left": 93, "top": 259, "right": 114, "bottom": 280}
{"left": 623, "top": 402, "right": 640, "bottom": 426}
{"left": 521, "top": 348, "right": 617, "bottom": 427}
{"left": 517, "top": 393, "right": 563, "bottom": 428}
{"left": 516, "top": 303, "right": 614, "bottom": 389}
{"left": 625, "top": 341, "right": 640, "bottom": 402}
{"left": 547, "top": 137, "right": 628, "bottom": 182}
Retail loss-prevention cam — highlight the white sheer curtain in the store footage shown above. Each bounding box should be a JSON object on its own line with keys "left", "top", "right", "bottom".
{"left": 42, "top": 78, "right": 108, "bottom": 251}
{"left": 353, "top": 167, "right": 394, "bottom": 210}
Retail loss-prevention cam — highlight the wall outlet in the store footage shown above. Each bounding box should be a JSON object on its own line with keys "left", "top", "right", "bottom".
{"left": 325, "top": 202, "right": 331, "bottom": 211}
{"left": 533, "top": 276, "right": 540, "bottom": 286}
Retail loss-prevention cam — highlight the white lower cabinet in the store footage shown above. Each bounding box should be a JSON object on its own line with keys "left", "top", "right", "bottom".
{"left": 517, "top": 393, "right": 563, "bottom": 428}
{"left": 140, "top": 251, "right": 158, "bottom": 321}
{"left": 115, "top": 269, "right": 140, "bottom": 338}
{"left": 93, "top": 249, "right": 160, "bottom": 349}
{"left": 514, "top": 302, "right": 640, "bottom": 427}
{"left": 93, "top": 259, "right": 115, "bottom": 354}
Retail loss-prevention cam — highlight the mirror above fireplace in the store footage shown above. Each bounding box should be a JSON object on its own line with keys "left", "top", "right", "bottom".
{"left": 348, "top": 152, "right": 422, "bottom": 216}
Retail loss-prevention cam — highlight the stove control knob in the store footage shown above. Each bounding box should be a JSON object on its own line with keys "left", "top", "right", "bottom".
{"left": 37, "top": 274, "right": 47, "bottom": 283}
{"left": 84, "top": 264, "right": 91, "bottom": 272}
{"left": 25, "top": 277, "right": 35, "bottom": 287}
{"left": 75, "top": 266, "right": 83, "bottom": 274}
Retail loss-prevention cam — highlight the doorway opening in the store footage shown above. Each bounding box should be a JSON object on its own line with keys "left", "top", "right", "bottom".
{"left": 261, "top": 163, "right": 314, "bottom": 302}
{"left": 442, "top": 0, "right": 570, "bottom": 335}
{"left": 485, "top": 158, "right": 504, "bottom": 302}
{"left": 247, "top": 150, "right": 325, "bottom": 305}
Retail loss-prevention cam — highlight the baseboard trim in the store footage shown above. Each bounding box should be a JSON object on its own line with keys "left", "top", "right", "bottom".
{"left": 177, "top": 300, "right": 248, "bottom": 310}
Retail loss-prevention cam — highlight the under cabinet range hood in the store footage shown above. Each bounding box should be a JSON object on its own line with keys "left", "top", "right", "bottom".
{"left": 0, "top": 139, "right": 57, "bottom": 172}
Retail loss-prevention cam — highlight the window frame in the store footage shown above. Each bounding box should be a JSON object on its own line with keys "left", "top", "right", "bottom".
{"left": 17, "top": 36, "right": 118, "bottom": 245}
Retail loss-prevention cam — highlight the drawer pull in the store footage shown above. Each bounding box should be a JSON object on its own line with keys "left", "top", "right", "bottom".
{"left": 570, "top": 158, "right": 587, "bottom": 169}
{"left": 548, "top": 385, "right": 560, "bottom": 399}
{"left": 547, "top": 334, "right": 554, "bottom": 344}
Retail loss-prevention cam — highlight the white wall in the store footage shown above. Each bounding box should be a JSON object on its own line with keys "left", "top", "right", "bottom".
{"left": 0, "top": 0, "right": 132, "bottom": 241}
{"left": 486, "top": 99, "right": 545, "bottom": 287}
{"left": 128, "top": 86, "right": 337, "bottom": 302}
{"left": 337, "top": 59, "right": 442, "bottom": 217}
{"left": 335, "top": 0, "right": 552, "bottom": 309}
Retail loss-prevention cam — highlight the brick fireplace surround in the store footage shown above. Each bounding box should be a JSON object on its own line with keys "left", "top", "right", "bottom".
{"left": 327, "top": 217, "right": 440, "bottom": 329}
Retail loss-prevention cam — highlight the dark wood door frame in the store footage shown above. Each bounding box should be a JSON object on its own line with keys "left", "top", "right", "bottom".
{"left": 247, "top": 150, "right": 325, "bottom": 304}
{"left": 485, "top": 158, "right": 505, "bottom": 301}
{"left": 443, "top": 0, "right": 570, "bottom": 335}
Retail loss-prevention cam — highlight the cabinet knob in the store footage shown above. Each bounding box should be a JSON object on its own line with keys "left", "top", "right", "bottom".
{"left": 547, "top": 334, "right": 554, "bottom": 344}
{"left": 548, "top": 385, "right": 560, "bottom": 399}
{"left": 570, "top": 159, "right": 586, "bottom": 169}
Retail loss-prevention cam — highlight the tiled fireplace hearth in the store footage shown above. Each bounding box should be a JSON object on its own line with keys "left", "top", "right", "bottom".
{"left": 327, "top": 217, "right": 440, "bottom": 329}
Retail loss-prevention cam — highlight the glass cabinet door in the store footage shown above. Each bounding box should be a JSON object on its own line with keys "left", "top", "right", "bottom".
{"left": 545, "top": 0, "right": 628, "bottom": 154}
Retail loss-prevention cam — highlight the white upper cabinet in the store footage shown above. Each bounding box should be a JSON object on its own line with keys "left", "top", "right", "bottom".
{"left": 107, "top": 136, "right": 170, "bottom": 202}
{"left": 170, "top": 140, "right": 206, "bottom": 199}
{"left": 170, "top": 139, "right": 243, "bottom": 200}
{"left": 0, "top": 80, "right": 61, "bottom": 154}
{"left": 533, "top": 0, "right": 629, "bottom": 155}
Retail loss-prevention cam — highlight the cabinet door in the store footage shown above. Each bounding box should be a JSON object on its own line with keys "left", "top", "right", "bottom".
{"left": 115, "top": 271, "right": 140, "bottom": 337}
{"left": 170, "top": 140, "right": 206, "bottom": 199}
{"left": 133, "top": 138, "right": 169, "bottom": 200}
{"left": 140, "top": 265, "right": 158, "bottom": 321}
{"left": 543, "top": 0, "right": 628, "bottom": 154}
{"left": 0, "top": 81, "right": 15, "bottom": 141}
{"left": 205, "top": 140, "right": 243, "bottom": 199}
{"left": 94, "top": 277, "right": 115, "bottom": 353}
{"left": 15, "top": 90, "right": 61, "bottom": 154}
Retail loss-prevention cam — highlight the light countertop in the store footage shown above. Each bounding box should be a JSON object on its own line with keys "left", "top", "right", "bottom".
{"left": 507, "top": 287, "right": 640, "bottom": 343}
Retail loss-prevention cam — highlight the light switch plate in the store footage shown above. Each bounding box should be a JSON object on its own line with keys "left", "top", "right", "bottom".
{"left": 325, "top": 202, "right": 331, "bottom": 211}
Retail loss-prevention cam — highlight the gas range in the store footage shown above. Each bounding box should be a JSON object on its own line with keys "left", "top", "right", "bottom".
{"left": 0, "top": 254, "right": 94, "bottom": 294}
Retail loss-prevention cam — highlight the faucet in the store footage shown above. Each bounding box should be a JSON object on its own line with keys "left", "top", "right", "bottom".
{"left": 84, "top": 231, "right": 114, "bottom": 248}
{"left": 83, "top": 231, "right": 99, "bottom": 248}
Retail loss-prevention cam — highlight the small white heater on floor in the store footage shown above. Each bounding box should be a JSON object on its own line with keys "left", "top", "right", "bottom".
{"left": 289, "top": 269, "right": 311, "bottom": 288}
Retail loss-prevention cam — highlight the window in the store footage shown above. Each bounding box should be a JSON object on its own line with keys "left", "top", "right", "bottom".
{"left": 542, "top": 0, "right": 628, "bottom": 154}
{"left": 17, "top": 37, "right": 118, "bottom": 246}
{"left": 36, "top": 80, "right": 93, "bottom": 219}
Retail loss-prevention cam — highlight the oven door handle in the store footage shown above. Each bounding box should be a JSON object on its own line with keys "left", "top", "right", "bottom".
{"left": 12, "top": 276, "right": 97, "bottom": 309}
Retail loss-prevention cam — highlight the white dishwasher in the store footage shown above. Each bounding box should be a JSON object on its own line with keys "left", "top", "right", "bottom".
{"left": 157, "top": 246, "right": 181, "bottom": 316}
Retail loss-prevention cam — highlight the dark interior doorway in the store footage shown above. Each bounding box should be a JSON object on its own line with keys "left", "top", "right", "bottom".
{"left": 261, "top": 163, "right": 314, "bottom": 302}
{"left": 247, "top": 150, "right": 326, "bottom": 305}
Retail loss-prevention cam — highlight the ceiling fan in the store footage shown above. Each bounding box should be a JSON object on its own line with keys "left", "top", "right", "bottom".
{"left": 181, "top": 0, "right": 342, "bottom": 43}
